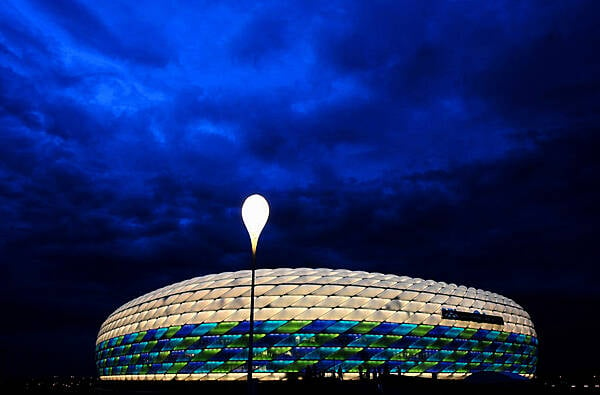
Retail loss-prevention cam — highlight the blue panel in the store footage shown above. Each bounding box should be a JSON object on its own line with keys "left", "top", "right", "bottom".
{"left": 254, "top": 334, "right": 288, "bottom": 347}
{"left": 154, "top": 328, "right": 169, "bottom": 340}
{"left": 315, "top": 360, "right": 337, "bottom": 371}
{"left": 391, "top": 324, "right": 417, "bottom": 335}
{"left": 371, "top": 322, "right": 398, "bottom": 334}
{"left": 123, "top": 333, "right": 138, "bottom": 344}
{"left": 215, "top": 348, "right": 243, "bottom": 361}
{"left": 291, "top": 347, "right": 316, "bottom": 359}
{"left": 142, "top": 329, "right": 157, "bottom": 341}
{"left": 348, "top": 334, "right": 382, "bottom": 347}
{"left": 191, "top": 323, "right": 218, "bottom": 336}
{"left": 275, "top": 334, "right": 315, "bottom": 346}
{"left": 255, "top": 321, "right": 286, "bottom": 333}
{"left": 427, "top": 325, "right": 451, "bottom": 337}
{"left": 472, "top": 329, "right": 490, "bottom": 341}
{"left": 327, "top": 321, "right": 358, "bottom": 333}
{"left": 299, "top": 320, "right": 336, "bottom": 333}
{"left": 444, "top": 327, "right": 464, "bottom": 338}
{"left": 229, "top": 321, "right": 252, "bottom": 334}
{"left": 175, "top": 324, "right": 197, "bottom": 337}
{"left": 362, "top": 347, "right": 384, "bottom": 359}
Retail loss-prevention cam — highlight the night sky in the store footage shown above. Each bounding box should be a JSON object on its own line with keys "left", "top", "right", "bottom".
{"left": 1, "top": 0, "right": 599, "bottom": 378}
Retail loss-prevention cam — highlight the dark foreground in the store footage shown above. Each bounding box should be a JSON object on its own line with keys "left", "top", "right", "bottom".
{"left": 4, "top": 375, "right": 599, "bottom": 395}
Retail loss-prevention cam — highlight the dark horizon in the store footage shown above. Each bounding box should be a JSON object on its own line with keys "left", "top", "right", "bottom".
{"left": 1, "top": 0, "right": 599, "bottom": 379}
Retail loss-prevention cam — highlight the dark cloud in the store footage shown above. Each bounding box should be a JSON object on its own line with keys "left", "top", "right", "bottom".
{"left": 0, "top": 0, "right": 598, "bottom": 378}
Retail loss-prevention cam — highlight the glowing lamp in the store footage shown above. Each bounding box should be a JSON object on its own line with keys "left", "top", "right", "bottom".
{"left": 242, "top": 194, "right": 269, "bottom": 255}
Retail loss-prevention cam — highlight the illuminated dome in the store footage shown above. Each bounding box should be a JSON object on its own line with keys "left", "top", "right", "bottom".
{"left": 96, "top": 268, "right": 537, "bottom": 381}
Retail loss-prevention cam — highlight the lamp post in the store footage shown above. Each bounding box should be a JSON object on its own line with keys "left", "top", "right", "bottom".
{"left": 242, "top": 194, "right": 269, "bottom": 393}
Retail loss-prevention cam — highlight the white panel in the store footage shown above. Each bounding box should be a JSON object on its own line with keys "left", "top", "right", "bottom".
{"left": 414, "top": 293, "right": 434, "bottom": 303}
{"left": 220, "top": 287, "right": 250, "bottom": 298}
{"left": 263, "top": 284, "right": 299, "bottom": 296}
{"left": 318, "top": 308, "right": 354, "bottom": 320}
{"left": 365, "top": 310, "right": 393, "bottom": 321}
{"left": 338, "top": 297, "right": 370, "bottom": 308}
{"left": 294, "top": 307, "right": 331, "bottom": 320}
{"left": 254, "top": 285, "right": 275, "bottom": 296}
{"left": 310, "top": 285, "right": 344, "bottom": 295}
{"left": 224, "top": 309, "right": 250, "bottom": 322}
{"left": 315, "top": 296, "right": 347, "bottom": 308}
{"left": 268, "top": 307, "right": 307, "bottom": 320}
{"left": 398, "top": 291, "right": 419, "bottom": 301}
{"left": 387, "top": 311, "right": 410, "bottom": 323}
{"left": 255, "top": 296, "right": 278, "bottom": 308}
{"left": 333, "top": 286, "right": 365, "bottom": 297}
{"left": 362, "top": 298, "right": 387, "bottom": 310}
{"left": 289, "top": 284, "right": 321, "bottom": 295}
{"left": 254, "top": 308, "right": 283, "bottom": 320}
{"left": 291, "top": 295, "right": 326, "bottom": 307}
{"left": 342, "top": 309, "right": 376, "bottom": 321}
{"left": 221, "top": 297, "right": 248, "bottom": 310}
{"left": 357, "top": 287, "right": 384, "bottom": 298}
{"left": 264, "top": 295, "right": 303, "bottom": 308}
{"left": 377, "top": 289, "right": 402, "bottom": 299}
{"left": 404, "top": 301, "right": 425, "bottom": 312}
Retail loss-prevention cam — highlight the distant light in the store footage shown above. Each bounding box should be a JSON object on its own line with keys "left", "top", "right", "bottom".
{"left": 242, "top": 194, "right": 270, "bottom": 254}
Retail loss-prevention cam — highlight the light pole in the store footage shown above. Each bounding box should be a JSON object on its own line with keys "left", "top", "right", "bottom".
{"left": 242, "top": 194, "right": 269, "bottom": 393}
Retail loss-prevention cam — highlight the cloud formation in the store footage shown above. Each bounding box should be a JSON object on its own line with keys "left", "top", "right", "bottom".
{"left": 1, "top": 0, "right": 599, "bottom": 377}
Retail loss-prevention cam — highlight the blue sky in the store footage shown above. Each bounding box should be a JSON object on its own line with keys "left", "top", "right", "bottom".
{"left": 1, "top": 0, "right": 599, "bottom": 376}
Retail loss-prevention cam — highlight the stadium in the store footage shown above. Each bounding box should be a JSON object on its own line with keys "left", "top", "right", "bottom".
{"left": 96, "top": 268, "right": 537, "bottom": 381}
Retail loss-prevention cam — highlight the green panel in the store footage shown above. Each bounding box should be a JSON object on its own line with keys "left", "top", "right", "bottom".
{"left": 164, "top": 326, "right": 182, "bottom": 339}
{"left": 364, "top": 360, "right": 384, "bottom": 367}
{"left": 428, "top": 338, "right": 452, "bottom": 349}
{"left": 130, "top": 354, "right": 140, "bottom": 364}
{"left": 134, "top": 332, "right": 147, "bottom": 342}
{"left": 351, "top": 322, "right": 379, "bottom": 333}
{"left": 213, "top": 361, "right": 244, "bottom": 373}
{"left": 271, "top": 360, "right": 294, "bottom": 370}
{"left": 410, "top": 325, "right": 434, "bottom": 337}
{"left": 167, "top": 362, "right": 187, "bottom": 374}
{"left": 300, "top": 333, "right": 338, "bottom": 346}
{"left": 496, "top": 332, "right": 509, "bottom": 342}
{"left": 276, "top": 321, "right": 312, "bottom": 333}
{"left": 174, "top": 336, "right": 200, "bottom": 350}
{"left": 156, "top": 351, "right": 170, "bottom": 363}
{"left": 473, "top": 341, "right": 492, "bottom": 352}
{"left": 484, "top": 353, "right": 499, "bottom": 363}
{"left": 459, "top": 328, "right": 477, "bottom": 339}
{"left": 327, "top": 347, "right": 363, "bottom": 360}
{"left": 391, "top": 349, "right": 419, "bottom": 361}
{"left": 266, "top": 347, "right": 291, "bottom": 358}
{"left": 228, "top": 334, "right": 249, "bottom": 348}
{"left": 142, "top": 341, "right": 157, "bottom": 352}
{"left": 408, "top": 362, "right": 437, "bottom": 373}
{"left": 430, "top": 350, "right": 453, "bottom": 362}
{"left": 192, "top": 349, "right": 221, "bottom": 361}
{"left": 286, "top": 360, "right": 318, "bottom": 371}
{"left": 218, "top": 335, "right": 243, "bottom": 347}
{"left": 371, "top": 335, "right": 402, "bottom": 347}
{"left": 208, "top": 322, "right": 238, "bottom": 335}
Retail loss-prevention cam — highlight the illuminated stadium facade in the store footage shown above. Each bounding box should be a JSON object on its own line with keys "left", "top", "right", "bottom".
{"left": 96, "top": 268, "right": 537, "bottom": 381}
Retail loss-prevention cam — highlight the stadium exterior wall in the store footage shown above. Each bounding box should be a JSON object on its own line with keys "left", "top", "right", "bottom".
{"left": 96, "top": 268, "right": 537, "bottom": 381}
